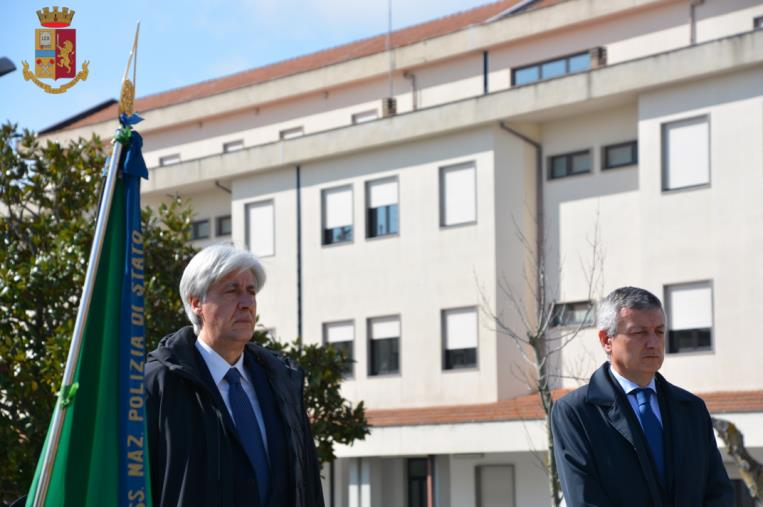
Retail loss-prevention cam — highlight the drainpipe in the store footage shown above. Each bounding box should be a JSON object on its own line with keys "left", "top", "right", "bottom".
{"left": 214, "top": 180, "right": 231, "bottom": 194}
{"left": 498, "top": 122, "right": 543, "bottom": 292}
{"left": 690, "top": 0, "right": 704, "bottom": 45}
{"left": 483, "top": 51, "right": 489, "bottom": 95}
{"left": 403, "top": 71, "right": 417, "bottom": 111}
{"left": 296, "top": 165, "right": 303, "bottom": 345}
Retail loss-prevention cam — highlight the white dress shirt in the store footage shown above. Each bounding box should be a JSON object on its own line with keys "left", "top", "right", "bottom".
{"left": 610, "top": 366, "right": 663, "bottom": 429}
{"left": 195, "top": 338, "right": 269, "bottom": 456}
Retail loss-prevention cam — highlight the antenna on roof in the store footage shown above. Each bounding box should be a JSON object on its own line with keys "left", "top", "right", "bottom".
{"left": 386, "top": 0, "right": 395, "bottom": 98}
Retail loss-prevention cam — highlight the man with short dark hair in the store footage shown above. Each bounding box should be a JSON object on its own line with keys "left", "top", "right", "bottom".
{"left": 551, "top": 286, "right": 732, "bottom": 507}
{"left": 145, "top": 244, "right": 324, "bottom": 507}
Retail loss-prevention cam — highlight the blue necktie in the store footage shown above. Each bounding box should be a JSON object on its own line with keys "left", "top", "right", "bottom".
{"left": 225, "top": 367, "right": 270, "bottom": 505}
{"left": 633, "top": 388, "right": 665, "bottom": 485}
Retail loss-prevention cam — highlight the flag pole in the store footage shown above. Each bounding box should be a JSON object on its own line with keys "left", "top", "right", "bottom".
{"left": 32, "top": 23, "right": 141, "bottom": 507}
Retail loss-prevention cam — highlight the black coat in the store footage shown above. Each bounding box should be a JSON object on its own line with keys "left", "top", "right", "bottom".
{"left": 551, "top": 363, "right": 733, "bottom": 507}
{"left": 145, "top": 327, "right": 325, "bottom": 507}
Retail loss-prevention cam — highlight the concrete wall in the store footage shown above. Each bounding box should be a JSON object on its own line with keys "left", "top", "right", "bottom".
{"left": 232, "top": 166, "right": 300, "bottom": 342}
{"left": 636, "top": 66, "right": 763, "bottom": 391}
{"left": 298, "top": 127, "right": 501, "bottom": 408}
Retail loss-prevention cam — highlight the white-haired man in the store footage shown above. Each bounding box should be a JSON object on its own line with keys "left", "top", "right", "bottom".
{"left": 145, "top": 244, "right": 324, "bottom": 507}
{"left": 551, "top": 286, "right": 732, "bottom": 507}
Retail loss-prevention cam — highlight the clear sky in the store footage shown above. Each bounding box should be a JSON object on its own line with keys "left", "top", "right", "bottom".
{"left": 1, "top": 0, "right": 486, "bottom": 133}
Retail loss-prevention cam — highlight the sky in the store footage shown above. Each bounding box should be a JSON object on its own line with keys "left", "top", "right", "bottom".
{"left": 1, "top": 0, "right": 489, "bottom": 133}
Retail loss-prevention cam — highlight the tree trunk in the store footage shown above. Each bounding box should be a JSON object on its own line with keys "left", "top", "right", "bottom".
{"left": 712, "top": 417, "right": 763, "bottom": 503}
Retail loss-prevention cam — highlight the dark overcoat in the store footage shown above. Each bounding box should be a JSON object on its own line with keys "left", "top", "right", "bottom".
{"left": 145, "top": 326, "right": 325, "bottom": 507}
{"left": 551, "top": 362, "right": 733, "bottom": 507}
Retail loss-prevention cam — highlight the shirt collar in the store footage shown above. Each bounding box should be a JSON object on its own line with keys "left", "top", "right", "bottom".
{"left": 194, "top": 338, "right": 250, "bottom": 387}
{"left": 609, "top": 363, "right": 656, "bottom": 395}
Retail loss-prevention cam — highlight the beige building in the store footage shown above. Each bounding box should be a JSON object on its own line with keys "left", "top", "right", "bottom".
{"left": 42, "top": 0, "right": 763, "bottom": 505}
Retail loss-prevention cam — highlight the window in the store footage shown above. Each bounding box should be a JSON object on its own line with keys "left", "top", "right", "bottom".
{"left": 246, "top": 200, "right": 274, "bottom": 257}
{"left": 476, "top": 465, "right": 515, "bottom": 507}
{"left": 159, "top": 153, "right": 181, "bottom": 166}
{"left": 322, "top": 186, "right": 353, "bottom": 245}
{"left": 366, "top": 177, "right": 399, "bottom": 238}
{"left": 551, "top": 301, "right": 594, "bottom": 327}
{"left": 548, "top": 150, "right": 592, "bottom": 180}
{"left": 662, "top": 116, "right": 710, "bottom": 190}
{"left": 407, "top": 458, "right": 428, "bottom": 507}
{"left": 443, "top": 307, "right": 478, "bottom": 370}
{"left": 216, "top": 215, "right": 232, "bottom": 237}
{"left": 603, "top": 141, "right": 638, "bottom": 170}
{"left": 665, "top": 282, "right": 713, "bottom": 354}
{"left": 279, "top": 126, "right": 304, "bottom": 140}
{"left": 223, "top": 139, "right": 244, "bottom": 153}
{"left": 754, "top": 16, "right": 763, "bottom": 29}
{"left": 512, "top": 51, "right": 591, "bottom": 86}
{"left": 368, "top": 316, "right": 400, "bottom": 376}
{"left": 191, "top": 219, "right": 209, "bottom": 240}
{"left": 324, "top": 321, "right": 354, "bottom": 377}
{"left": 352, "top": 110, "right": 378, "bottom": 124}
{"left": 440, "top": 162, "right": 476, "bottom": 226}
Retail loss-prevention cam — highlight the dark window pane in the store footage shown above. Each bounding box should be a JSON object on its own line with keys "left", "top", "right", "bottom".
{"left": 514, "top": 66, "right": 539, "bottom": 86}
{"left": 216, "top": 215, "right": 232, "bottom": 236}
{"left": 408, "top": 458, "right": 428, "bottom": 507}
{"left": 568, "top": 52, "right": 591, "bottom": 73}
{"left": 370, "top": 337, "right": 399, "bottom": 375}
{"left": 605, "top": 143, "right": 637, "bottom": 168}
{"left": 571, "top": 152, "right": 591, "bottom": 174}
{"left": 408, "top": 458, "right": 428, "bottom": 478}
{"left": 330, "top": 341, "right": 354, "bottom": 376}
{"left": 541, "top": 59, "right": 565, "bottom": 79}
{"left": 668, "top": 328, "right": 712, "bottom": 353}
{"left": 368, "top": 204, "right": 399, "bottom": 238}
{"left": 444, "top": 348, "right": 477, "bottom": 369}
{"left": 324, "top": 225, "right": 353, "bottom": 244}
{"left": 551, "top": 156, "right": 567, "bottom": 179}
{"left": 191, "top": 220, "right": 210, "bottom": 240}
{"left": 552, "top": 302, "right": 593, "bottom": 327}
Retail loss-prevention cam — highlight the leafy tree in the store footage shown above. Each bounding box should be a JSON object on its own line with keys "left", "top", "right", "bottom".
{"left": 0, "top": 124, "right": 368, "bottom": 503}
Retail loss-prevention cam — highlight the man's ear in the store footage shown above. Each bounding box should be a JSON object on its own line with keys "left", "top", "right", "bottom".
{"left": 598, "top": 329, "right": 612, "bottom": 353}
{"left": 190, "top": 295, "right": 203, "bottom": 316}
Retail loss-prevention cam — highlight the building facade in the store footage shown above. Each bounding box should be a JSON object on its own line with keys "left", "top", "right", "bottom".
{"left": 43, "top": 0, "right": 763, "bottom": 505}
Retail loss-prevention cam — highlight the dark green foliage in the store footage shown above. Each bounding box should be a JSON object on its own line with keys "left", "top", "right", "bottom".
{"left": 253, "top": 327, "right": 370, "bottom": 464}
{"left": 0, "top": 124, "right": 367, "bottom": 503}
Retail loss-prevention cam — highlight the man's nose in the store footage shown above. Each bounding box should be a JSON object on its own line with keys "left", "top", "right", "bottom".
{"left": 238, "top": 292, "right": 255, "bottom": 307}
{"left": 645, "top": 331, "right": 660, "bottom": 347}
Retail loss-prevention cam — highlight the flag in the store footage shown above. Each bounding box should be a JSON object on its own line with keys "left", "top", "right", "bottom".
{"left": 26, "top": 118, "right": 152, "bottom": 507}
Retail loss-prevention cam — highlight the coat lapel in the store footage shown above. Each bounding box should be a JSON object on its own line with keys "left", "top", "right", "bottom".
{"left": 587, "top": 363, "right": 664, "bottom": 507}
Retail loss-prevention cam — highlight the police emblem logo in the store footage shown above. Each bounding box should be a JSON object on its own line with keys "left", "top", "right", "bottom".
{"left": 22, "top": 6, "right": 90, "bottom": 94}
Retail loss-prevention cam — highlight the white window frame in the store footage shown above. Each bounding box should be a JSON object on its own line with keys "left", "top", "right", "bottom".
{"left": 159, "top": 153, "right": 181, "bottom": 166}
{"left": 352, "top": 109, "right": 379, "bottom": 124}
{"left": 661, "top": 115, "right": 711, "bottom": 191}
{"left": 245, "top": 199, "right": 275, "bottom": 257}
{"left": 215, "top": 215, "right": 232, "bottom": 237}
{"left": 367, "top": 315, "right": 401, "bottom": 376}
{"left": 322, "top": 185, "right": 354, "bottom": 246}
{"left": 223, "top": 139, "right": 244, "bottom": 153}
{"left": 665, "top": 281, "right": 714, "bottom": 354}
{"left": 439, "top": 162, "right": 477, "bottom": 227}
{"left": 365, "top": 176, "right": 399, "bottom": 239}
{"left": 279, "top": 126, "right": 304, "bottom": 140}
{"left": 442, "top": 307, "right": 479, "bottom": 370}
{"left": 323, "top": 320, "right": 355, "bottom": 377}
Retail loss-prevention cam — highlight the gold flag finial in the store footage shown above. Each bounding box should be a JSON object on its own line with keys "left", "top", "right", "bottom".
{"left": 119, "top": 22, "right": 140, "bottom": 117}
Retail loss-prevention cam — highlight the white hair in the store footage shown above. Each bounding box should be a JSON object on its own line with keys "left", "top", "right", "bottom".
{"left": 596, "top": 286, "right": 663, "bottom": 337}
{"left": 179, "top": 244, "right": 266, "bottom": 334}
